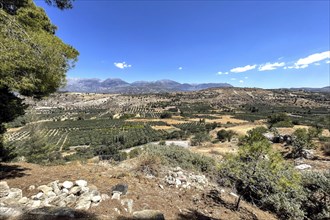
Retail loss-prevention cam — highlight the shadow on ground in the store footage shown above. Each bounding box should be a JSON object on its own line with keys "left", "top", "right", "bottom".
{"left": 177, "top": 209, "right": 220, "bottom": 220}
{"left": 15, "top": 207, "right": 99, "bottom": 220}
{"left": 0, "top": 164, "right": 31, "bottom": 180}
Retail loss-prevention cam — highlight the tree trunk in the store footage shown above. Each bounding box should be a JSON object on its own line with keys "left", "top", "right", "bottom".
{"left": 235, "top": 195, "right": 242, "bottom": 211}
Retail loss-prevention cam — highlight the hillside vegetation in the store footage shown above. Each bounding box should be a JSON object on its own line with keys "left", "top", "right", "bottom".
{"left": 1, "top": 88, "right": 329, "bottom": 219}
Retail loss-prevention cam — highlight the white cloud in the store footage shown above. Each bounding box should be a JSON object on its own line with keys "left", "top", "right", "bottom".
{"left": 231, "top": 78, "right": 236, "bottom": 81}
{"left": 244, "top": 76, "right": 248, "bottom": 79}
{"left": 291, "top": 51, "right": 330, "bottom": 69}
{"left": 258, "top": 62, "right": 285, "bottom": 71}
{"left": 239, "top": 80, "right": 244, "bottom": 83}
{"left": 314, "top": 63, "right": 320, "bottom": 66}
{"left": 178, "top": 67, "right": 183, "bottom": 70}
{"left": 114, "top": 62, "right": 132, "bottom": 69}
{"left": 230, "top": 64, "right": 256, "bottom": 73}
{"left": 217, "top": 71, "right": 228, "bottom": 75}
{"left": 326, "top": 60, "right": 330, "bottom": 64}
{"left": 224, "top": 72, "right": 229, "bottom": 74}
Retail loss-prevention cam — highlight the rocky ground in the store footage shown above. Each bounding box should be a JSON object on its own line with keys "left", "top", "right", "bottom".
{"left": 0, "top": 160, "right": 278, "bottom": 220}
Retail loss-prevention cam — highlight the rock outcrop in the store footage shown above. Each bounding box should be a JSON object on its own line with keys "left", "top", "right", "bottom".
{"left": 0, "top": 180, "right": 108, "bottom": 219}
{"left": 163, "top": 167, "right": 209, "bottom": 190}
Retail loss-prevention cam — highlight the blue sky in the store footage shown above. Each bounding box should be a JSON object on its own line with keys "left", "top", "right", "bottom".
{"left": 36, "top": 0, "right": 329, "bottom": 88}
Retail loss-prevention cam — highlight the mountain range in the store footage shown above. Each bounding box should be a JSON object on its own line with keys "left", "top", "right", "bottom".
{"left": 61, "top": 78, "right": 233, "bottom": 93}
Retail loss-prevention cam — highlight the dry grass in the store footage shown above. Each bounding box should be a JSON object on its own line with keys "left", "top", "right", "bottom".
{"left": 189, "top": 115, "right": 248, "bottom": 124}
{"left": 151, "top": 125, "right": 177, "bottom": 130}
{"left": 127, "top": 115, "right": 248, "bottom": 125}
{"left": 190, "top": 142, "right": 238, "bottom": 157}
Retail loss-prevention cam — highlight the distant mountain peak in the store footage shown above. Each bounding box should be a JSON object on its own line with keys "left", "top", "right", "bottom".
{"left": 61, "top": 78, "right": 233, "bottom": 94}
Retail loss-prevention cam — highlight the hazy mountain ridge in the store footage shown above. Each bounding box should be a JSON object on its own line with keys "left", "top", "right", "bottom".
{"left": 288, "top": 86, "right": 330, "bottom": 93}
{"left": 62, "top": 78, "right": 233, "bottom": 93}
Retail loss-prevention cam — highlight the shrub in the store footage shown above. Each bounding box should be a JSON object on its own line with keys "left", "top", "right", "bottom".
{"left": 268, "top": 113, "right": 293, "bottom": 128}
{"left": 307, "top": 127, "right": 323, "bottom": 139}
{"left": 300, "top": 171, "right": 330, "bottom": 219}
{"left": 322, "top": 142, "right": 330, "bottom": 156}
{"left": 268, "top": 113, "right": 290, "bottom": 125}
{"left": 219, "top": 140, "right": 304, "bottom": 219}
{"left": 94, "top": 144, "right": 127, "bottom": 162}
{"left": 217, "top": 129, "right": 236, "bottom": 142}
{"left": 129, "top": 148, "right": 142, "bottom": 158}
{"left": 137, "top": 153, "right": 162, "bottom": 177}
{"left": 145, "top": 144, "right": 215, "bottom": 173}
{"left": 160, "top": 112, "right": 172, "bottom": 119}
{"left": 191, "top": 132, "right": 210, "bottom": 146}
{"left": 239, "top": 126, "right": 268, "bottom": 145}
{"left": 291, "top": 128, "right": 314, "bottom": 158}
{"left": 272, "top": 120, "right": 294, "bottom": 128}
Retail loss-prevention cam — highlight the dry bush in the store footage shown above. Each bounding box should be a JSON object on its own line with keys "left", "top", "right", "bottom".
{"left": 137, "top": 153, "right": 162, "bottom": 177}
{"left": 322, "top": 142, "right": 330, "bottom": 156}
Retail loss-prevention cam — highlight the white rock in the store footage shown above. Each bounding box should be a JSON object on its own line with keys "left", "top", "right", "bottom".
{"left": 69, "top": 186, "right": 81, "bottom": 195}
{"left": 101, "top": 194, "right": 110, "bottom": 201}
{"left": 81, "top": 186, "right": 90, "bottom": 193}
{"left": 62, "top": 181, "right": 74, "bottom": 189}
{"left": 18, "top": 197, "right": 29, "bottom": 204}
{"left": 111, "top": 191, "right": 121, "bottom": 200}
{"left": 91, "top": 195, "right": 101, "bottom": 203}
{"left": 46, "top": 191, "right": 57, "bottom": 198}
{"left": 57, "top": 200, "right": 67, "bottom": 207}
{"left": 62, "top": 188, "right": 69, "bottom": 194}
{"left": 75, "top": 180, "right": 88, "bottom": 187}
{"left": 64, "top": 194, "right": 77, "bottom": 207}
{"left": 75, "top": 199, "right": 91, "bottom": 210}
{"left": 7, "top": 188, "right": 22, "bottom": 200}
{"left": 175, "top": 179, "right": 182, "bottom": 186}
{"left": 27, "top": 200, "right": 41, "bottom": 209}
{"left": 0, "top": 206, "right": 22, "bottom": 218}
{"left": 49, "top": 181, "right": 61, "bottom": 195}
{"left": 37, "top": 185, "right": 53, "bottom": 194}
{"left": 32, "top": 192, "right": 44, "bottom": 200}
{"left": 295, "top": 164, "right": 312, "bottom": 170}
{"left": 41, "top": 199, "right": 53, "bottom": 207}
{"left": 0, "top": 182, "right": 10, "bottom": 198}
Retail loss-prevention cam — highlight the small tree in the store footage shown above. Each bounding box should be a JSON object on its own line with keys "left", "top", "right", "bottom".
{"left": 191, "top": 132, "right": 210, "bottom": 146}
{"left": 239, "top": 126, "right": 268, "bottom": 145}
{"left": 219, "top": 140, "right": 303, "bottom": 218}
{"left": 268, "top": 113, "right": 293, "bottom": 128}
{"left": 217, "top": 129, "right": 236, "bottom": 142}
{"left": 291, "top": 128, "right": 313, "bottom": 158}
